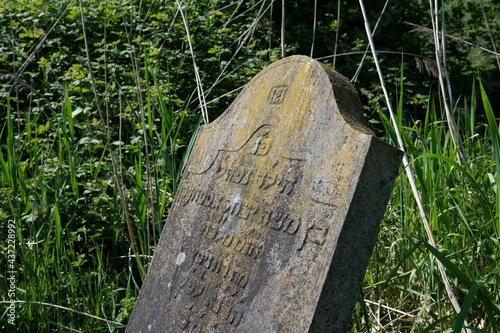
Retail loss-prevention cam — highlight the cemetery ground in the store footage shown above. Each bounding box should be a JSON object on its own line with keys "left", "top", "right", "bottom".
{"left": 1, "top": 0, "right": 500, "bottom": 332}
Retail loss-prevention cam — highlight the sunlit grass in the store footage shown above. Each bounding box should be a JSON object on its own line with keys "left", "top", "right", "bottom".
{"left": 356, "top": 81, "right": 500, "bottom": 332}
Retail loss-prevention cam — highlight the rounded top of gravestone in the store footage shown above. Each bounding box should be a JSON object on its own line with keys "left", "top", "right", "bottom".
{"left": 188, "top": 55, "right": 375, "bottom": 177}
{"left": 206, "top": 55, "right": 372, "bottom": 135}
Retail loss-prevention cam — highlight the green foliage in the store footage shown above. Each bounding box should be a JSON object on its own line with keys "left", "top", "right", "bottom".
{"left": 357, "top": 79, "right": 500, "bottom": 332}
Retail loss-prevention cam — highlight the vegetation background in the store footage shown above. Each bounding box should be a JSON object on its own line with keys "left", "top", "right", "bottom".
{"left": 0, "top": 0, "right": 499, "bottom": 331}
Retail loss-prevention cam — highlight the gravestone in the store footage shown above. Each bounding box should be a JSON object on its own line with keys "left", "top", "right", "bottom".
{"left": 126, "top": 55, "right": 403, "bottom": 332}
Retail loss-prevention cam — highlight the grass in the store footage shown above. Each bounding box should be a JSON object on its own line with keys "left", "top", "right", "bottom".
{"left": 356, "top": 81, "right": 500, "bottom": 332}
{"left": 0, "top": 69, "right": 199, "bottom": 331}
{"left": 1, "top": 0, "right": 499, "bottom": 332}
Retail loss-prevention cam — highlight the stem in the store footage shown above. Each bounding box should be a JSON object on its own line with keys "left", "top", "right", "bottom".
{"left": 351, "top": 0, "right": 390, "bottom": 83}
{"left": 332, "top": 0, "right": 340, "bottom": 70}
{"left": 358, "top": 1, "right": 470, "bottom": 330}
{"left": 310, "top": 0, "right": 317, "bottom": 58}
{"left": 281, "top": 0, "right": 285, "bottom": 58}
{"left": 478, "top": 0, "right": 500, "bottom": 73}
{"left": 78, "top": 0, "right": 144, "bottom": 279}
{"left": 428, "top": 0, "right": 469, "bottom": 168}
{"left": 176, "top": 0, "right": 209, "bottom": 124}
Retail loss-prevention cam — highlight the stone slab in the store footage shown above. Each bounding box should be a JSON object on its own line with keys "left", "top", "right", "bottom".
{"left": 126, "top": 55, "right": 403, "bottom": 333}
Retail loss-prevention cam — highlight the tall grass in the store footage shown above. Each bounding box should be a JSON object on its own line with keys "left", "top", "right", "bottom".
{"left": 356, "top": 81, "right": 500, "bottom": 332}
{"left": 1, "top": 69, "right": 200, "bottom": 331}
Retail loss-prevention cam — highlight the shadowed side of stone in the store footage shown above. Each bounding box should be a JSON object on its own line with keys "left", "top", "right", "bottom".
{"left": 309, "top": 137, "right": 402, "bottom": 332}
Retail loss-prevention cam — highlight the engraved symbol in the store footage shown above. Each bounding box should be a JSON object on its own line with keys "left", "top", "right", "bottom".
{"left": 268, "top": 85, "right": 288, "bottom": 104}
{"left": 250, "top": 137, "right": 262, "bottom": 154}
{"left": 297, "top": 223, "right": 330, "bottom": 250}
{"left": 250, "top": 129, "right": 272, "bottom": 155}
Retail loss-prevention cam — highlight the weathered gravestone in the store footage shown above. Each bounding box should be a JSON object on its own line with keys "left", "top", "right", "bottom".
{"left": 126, "top": 55, "right": 403, "bottom": 332}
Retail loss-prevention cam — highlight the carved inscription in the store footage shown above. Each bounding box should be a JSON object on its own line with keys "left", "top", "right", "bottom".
{"left": 268, "top": 85, "right": 288, "bottom": 104}
{"left": 175, "top": 249, "right": 248, "bottom": 331}
{"left": 203, "top": 224, "right": 263, "bottom": 259}
{"left": 249, "top": 128, "right": 272, "bottom": 155}
{"left": 169, "top": 126, "right": 338, "bottom": 328}
{"left": 177, "top": 188, "right": 305, "bottom": 239}
{"left": 169, "top": 121, "right": 358, "bottom": 331}
{"left": 176, "top": 187, "right": 223, "bottom": 209}
{"left": 218, "top": 163, "right": 298, "bottom": 194}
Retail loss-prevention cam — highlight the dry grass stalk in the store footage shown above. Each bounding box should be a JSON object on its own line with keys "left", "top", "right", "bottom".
{"left": 478, "top": 0, "right": 500, "bottom": 72}
{"left": 177, "top": 0, "right": 209, "bottom": 124}
{"left": 1, "top": 72, "right": 40, "bottom": 95}
{"left": 118, "top": 0, "right": 156, "bottom": 252}
{"left": 405, "top": 21, "right": 500, "bottom": 58}
{"left": 281, "top": 0, "right": 285, "bottom": 58}
{"left": 78, "top": 0, "right": 144, "bottom": 278}
{"left": 358, "top": 1, "right": 470, "bottom": 330}
{"left": 0, "top": 301, "right": 125, "bottom": 327}
{"left": 414, "top": 57, "right": 440, "bottom": 77}
{"left": 333, "top": 0, "right": 341, "bottom": 70}
{"left": 209, "top": 0, "right": 272, "bottom": 99}
{"left": 310, "top": 0, "right": 317, "bottom": 58}
{"left": 441, "top": 0, "right": 454, "bottom": 113}
{"left": 428, "top": 1, "right": 469, "bottom": 172}
{"left": 351, "top": 0, "right": 390, "bottom": 83}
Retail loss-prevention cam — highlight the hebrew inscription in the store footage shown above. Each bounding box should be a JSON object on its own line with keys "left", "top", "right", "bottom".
{"left": 126, "top": 55, "right": 402, "bottom": 332}
{"left": 268, "top": 85, "right": 288, "bottom": 104}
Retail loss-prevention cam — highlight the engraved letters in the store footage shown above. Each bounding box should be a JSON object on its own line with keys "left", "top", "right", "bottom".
{"left": 171, "top": 127, "right": 334, "bottom": 328}
{"left": 268, "top": 85, "right": 288, "bottom": 104}
{"left": 177, "top": 250, "right": 248, "bottom": 330}
{"left": 218, "top": 162, "right": 299, "bottom": 194}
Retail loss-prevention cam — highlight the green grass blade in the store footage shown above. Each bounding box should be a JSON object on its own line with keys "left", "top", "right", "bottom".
{"left": 380, "top": 240, "right": 423, "bottom": 291}
{"left": 0, "top": 149, "right": 9, "bottom": 183}
{"left": 64, "top": 85, "right": 75, "bottom": 139}
{"left": 418, "top": 153, "right": 492, "bottom": 220}
{"left": 421, "top": 241, "right": 474, "bottom": 286}
{"left": 470, "top": 80, "right": 477, "bottom": 140}
{"left": 180, "top": 117, "right": 202, "bottom": 176}
{"left": 479, "top": 79, "right": 500, "bottom": 237}
{"left": 397, "top": 54, "right": 404, "bottom": 127}
{"left": 6, "top": 101, "right": 18, "bottom": 193}
{"left": 93, "top": 142, "right": 109, "bottom": 180}
{"left": 422, "top": 315, "right": 452, "bottom": 333}
{"left": 422, "top": 241, "right": 500, "bottom": 328}
{"left": 144, "top": 53, "right": 154, "bottom": 139}
{"left": 68, "top": 148, "right": 79, "bottom": 199}
{"left": 54, "top": 201, "right": 61, "bottom": 255}
{"left": 454, "top": 284, "right": 480, "bottom": 333}
{"left": 150, "top": 63, "right": 171, "bottom": 129}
